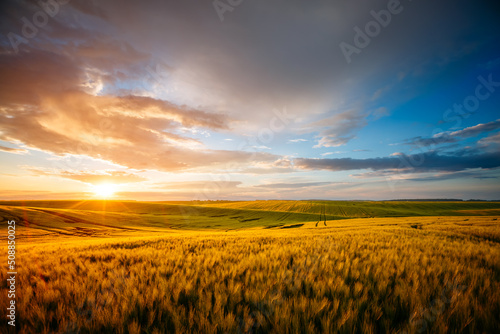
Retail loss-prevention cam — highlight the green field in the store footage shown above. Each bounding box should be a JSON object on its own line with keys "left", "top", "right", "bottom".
{"left": 1, "top": 200, "right": 499, "bottom": 333}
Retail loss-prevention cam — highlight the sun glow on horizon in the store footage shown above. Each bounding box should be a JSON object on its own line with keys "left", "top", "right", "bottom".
{"left": 92, "top": 183, "right": 117, "bottom": 198}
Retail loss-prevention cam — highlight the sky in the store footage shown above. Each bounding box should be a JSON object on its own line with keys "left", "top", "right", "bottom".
{"left": 0, "top": 0, "right": 499, "bottom": 201}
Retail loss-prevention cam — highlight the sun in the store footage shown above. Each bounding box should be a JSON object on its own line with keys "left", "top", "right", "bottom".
{"left": 93, "top": 183, "right": 117, "bottom": 198}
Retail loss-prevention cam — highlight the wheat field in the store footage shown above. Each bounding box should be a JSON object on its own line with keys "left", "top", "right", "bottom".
{"left": 0, "top": 201, "right": 499, "bottom": 333}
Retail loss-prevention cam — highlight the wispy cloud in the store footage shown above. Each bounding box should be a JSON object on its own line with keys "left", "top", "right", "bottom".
{"left": 0, "top": 145, "right": 28, "bottom": 154}
{"left": 306, "top": 106, "right": 391, "bottom": 149}
{"left": 25, "top": 168, "right": 147, "bottom": 185}
{"left": 254, "top": 182, "right": 334, "bottom": 189}
{"left": 351, "top": 168, "right": 500, "bottom": 181}
{"left": 309, "top": 110, "right": 367, "bottom": 148}
{"left": 153, "top": 181, "right": 242, "bottom": 190}
{"left": 321, "top": 151, "right": 345, "bottom": 156}
{"left": 407, "top": 169, "right": 499, "bottom": 182}
{"left": 478, "top": 132, "right": 500, "bottom": 151}
{"left": 404, "top": 119, "right": 500, "bottom": 147}
{"left": 372, "top": 107, "right": 390, "bottom": 120}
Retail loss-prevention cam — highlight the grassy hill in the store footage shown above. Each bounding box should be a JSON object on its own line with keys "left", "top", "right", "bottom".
{"left": 1, "top": 200, "right": 500, "bottom": 239}
{"left": 0, "top": 201, "right": 335, "bottom": 239}
{"left": 200, "top": 200, "right": 500, "bottom": 217}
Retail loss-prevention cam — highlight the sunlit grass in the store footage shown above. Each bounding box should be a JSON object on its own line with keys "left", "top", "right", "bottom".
{"left": 1, "top": 214, "right": 498, "bottom": 333}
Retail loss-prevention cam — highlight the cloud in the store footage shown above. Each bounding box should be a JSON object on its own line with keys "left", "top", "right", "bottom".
{"left": 478, "top": 131, "right": 500, "bottom": 152}
{"left": 154, "top": 181, "right": 242, "bottom": 190}
{"left": 306, "top": 107, "right": 390, "bottom": 148}
{"left": 295, "top": 151, "right": 500, "bottom": 173}
{"left": 349, "top": 170, "right": 401, "bottom": 179}
{"left": 129, "top": 181, "right": 249, "bottom": 200}
{"left": 25, "top": 168, "right": 148, "bottom": 185}
{"left": 371, "top": 86, "right": 391, "bottom": 101}
{"left": 4, "top": 0, "right": 481, "bottom": 132}
{"left": 406, "top": 169, "right": 500, "bottom": 182}
{"left": 321, "top": 151, "right": 345, "bottom": 156}
{"left": 254, "top": 182, "right": 334, "bottom": 189}
{"left": 444, "top": 119, "right": 500, "bottom": 138}
{"left": 405, "top": 119, "right": 500, "bottom": 147}
{"left": 307, "top": 110, "right": 367, "bottom": 148}
{"left": 351, "top": 168, "right": 500, "bottom": 182}
{"left": 288, "top": 139, "right": 308, "bottom": 143}
{"left": 0, "top": 145, "right": 28, "bottom": 154}
{"left": 1, "top": 0, "right": 499, "bottom": 201}
{"left": 372, "top": 107, "right": 390, "bottom": 120}
{"left": 0, "top": 48, "right": 280, "bottom": 172}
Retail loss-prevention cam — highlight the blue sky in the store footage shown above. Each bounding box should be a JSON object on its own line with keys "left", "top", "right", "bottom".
{"left": 0, "top": 0, "right": 499, "bottom": 200}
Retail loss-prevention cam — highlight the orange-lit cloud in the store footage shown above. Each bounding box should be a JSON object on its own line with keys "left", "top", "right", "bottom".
{"left": 0, "top": 48, "right": 278, "bottom": 172}
{"left": 154, "top": 181, "right": 242, "bottom": 190}
{"left": 0, "top": 145, "right": 27, "bottom": 154}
